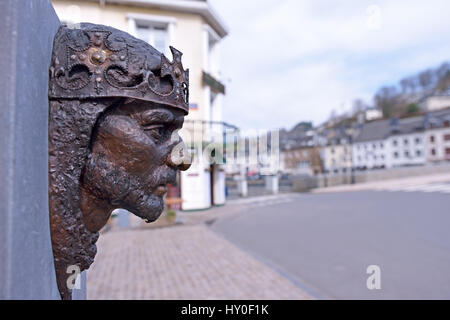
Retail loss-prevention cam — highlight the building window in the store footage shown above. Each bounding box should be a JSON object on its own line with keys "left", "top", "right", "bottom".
{"left": 446, "top": 147, "right": 450, "bottom": 156}
{"left": 430, "top": 135, "right": 435, "bottom": 143}
{"left": 404, "top": 151, "right": 409, "bottom": 157}
{"left": 380, "top": 142, "right": 384, "bottom": 148}
{"left": 127, "top": 13, "right": 176, "bottom": 57}
{"left": 381, "top": 155, "right": 385, "bottom": 160}
{"left": 135, "top": 24, "right": 168, "bottom": 54}
{"left": 373, "top": 143, "right": 376, "bottom": 149}
{"left": 297, "top": 161, "right": 309, "bottom": 169}
{"left": 431, "top": 148, "right": 436, "bottom": 156}
{"left": 392, "top": 139, "right": 398, "bottom": 146}
{"left": 393, "top": 152, "right": 399, "bottom": 158}
{"left": 404, "top": 139, "right": 408, "bottom": 145}
{"left": 416, "top": 150, "right": 421, "bottom": 157}
{"left": 415, "top": 137, "right": 421, "bottom": 144}
{"left": 444, "top": 134, "right": 450, "bottom": 141}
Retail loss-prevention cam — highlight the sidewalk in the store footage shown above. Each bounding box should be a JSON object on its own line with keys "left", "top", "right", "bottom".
{"left": 87, "top": 201, "right": 312, "bottom": 300}
{"left": 312, "top": 172, "right": 450, "bottom": 194}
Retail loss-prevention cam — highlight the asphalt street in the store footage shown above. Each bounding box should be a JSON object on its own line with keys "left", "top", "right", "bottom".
{"left": 212, "top": 191, "right": 450, "bottom": 299}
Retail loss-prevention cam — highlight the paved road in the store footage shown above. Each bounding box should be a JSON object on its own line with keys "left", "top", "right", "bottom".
{"left": 212, "top": 191, "right": 450, "bottom": 299}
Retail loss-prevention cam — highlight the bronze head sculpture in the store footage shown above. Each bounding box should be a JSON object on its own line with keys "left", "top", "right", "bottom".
{"left": 48, "top": 23, "right": 191, "bottom": 299}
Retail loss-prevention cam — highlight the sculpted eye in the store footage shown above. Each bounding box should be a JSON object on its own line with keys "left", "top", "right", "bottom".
{"left": 142, "top": 124, "right": 167, "bottom": 141}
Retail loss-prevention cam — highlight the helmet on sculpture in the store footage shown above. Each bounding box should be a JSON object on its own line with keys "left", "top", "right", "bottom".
{"left": 49, "top": 23, "right": 189, "bottom": 114}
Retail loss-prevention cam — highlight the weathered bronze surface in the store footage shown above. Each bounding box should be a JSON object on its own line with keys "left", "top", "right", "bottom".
{"left": 48, "top": 23, "right": 191, "bottom": 299}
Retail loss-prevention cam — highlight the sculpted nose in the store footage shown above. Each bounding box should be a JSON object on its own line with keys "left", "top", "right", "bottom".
{"left": 167, "top": 140, "right": 192, "bottom": 171}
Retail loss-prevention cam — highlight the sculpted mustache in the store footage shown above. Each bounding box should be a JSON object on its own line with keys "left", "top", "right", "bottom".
{"left": 84, "top": 154, "right": 177, "bottom": 200}
{"left": 145, "top": 169, "right": 177, "bottom": 188}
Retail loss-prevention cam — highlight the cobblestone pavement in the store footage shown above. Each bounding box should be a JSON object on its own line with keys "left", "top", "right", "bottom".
{"left": 87, "top": 222, "right": 312, "bottom": 300}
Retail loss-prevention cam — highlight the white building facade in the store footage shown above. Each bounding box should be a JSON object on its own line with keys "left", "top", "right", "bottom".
{"left": 387, "top": 133, "right": 426, "bottom": 167}
{"left": 419, "top": 92, "right": 450, "bottom": 112}
{"left": 426, "top": 127, "right": 450, "bottom": 162}
{"left": 353, "top": 139, "right": 389, "bottom": 169}
{"left": 352, "top": 117, "right": 428, "bottom": 170}
{"left": 424, "top": 109, "right": 450, "bottom": 162}
{"left": 323, "top": 133, "right": 353, "bottom": 174}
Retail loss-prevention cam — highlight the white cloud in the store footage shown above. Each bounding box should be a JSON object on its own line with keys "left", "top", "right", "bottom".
{"left": 209, "top": 0, "right": 450, "bottom": 130}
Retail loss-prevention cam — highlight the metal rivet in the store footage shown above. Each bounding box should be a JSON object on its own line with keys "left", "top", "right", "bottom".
{"left": 90, "top": 49, "right": 107, "bottom": 64}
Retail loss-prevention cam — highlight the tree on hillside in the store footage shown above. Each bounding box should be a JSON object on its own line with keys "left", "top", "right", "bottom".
{"left": 436, "top": 62, "right": 450, "bottom": 92}
{"left": 400, "top": 76, "right": 418, "bottom": 93}
{"left": 352, "top": 98, "right": 367, "bottom": 114}
{"left": 373, "top": 61, "right": 450, "bottom": 119}
{"left": 374, "top": 86, "right": 399, "bottom": 118}
{"left": 406, "top": 103, "right": 419, "bottom": 114}
{"left": 418, "top": 69, "right": 434, "bottom": 92}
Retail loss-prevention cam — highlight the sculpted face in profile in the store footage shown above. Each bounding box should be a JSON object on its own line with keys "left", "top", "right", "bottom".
{"left": 48, "top": 23, "right": 191, "bottom": 299}
{"left": 81, "top": 100, "right": 189, "bottom": 232}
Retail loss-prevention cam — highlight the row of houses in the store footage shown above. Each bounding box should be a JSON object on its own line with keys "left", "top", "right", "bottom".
{"left": 352, "top": 108, "right": 450, "bottom": 171}
{"left": 282, "top": 107, "right": 450, "bottom": 175}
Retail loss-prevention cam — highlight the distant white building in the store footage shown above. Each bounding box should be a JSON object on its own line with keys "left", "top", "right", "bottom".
{"left": 352, "top": 119, "right": 391, "bottom": 170}
{"left": 387, "top": 117, "right": 426, "bottom": 167}
{"left": 323, "top": 129, "right": 353, "bottom": 173}
{"left": 365, "top": 108, "right": 383, "bottom": 121}
{"left": 356, "top": 108, "right": 383, "bottom": 124}
{"left": 353, "top": 116, "right": 427, "bottom": 169}
{"left": 419, "top": 90, "right": 450, "bottom": 112}
{"left": 424, "top": 109, "right": 450, "bottom": 162}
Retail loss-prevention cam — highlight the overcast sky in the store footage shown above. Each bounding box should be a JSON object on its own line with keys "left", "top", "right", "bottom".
{"left": 208, "top": 0, "right": 450, "bottom": 131}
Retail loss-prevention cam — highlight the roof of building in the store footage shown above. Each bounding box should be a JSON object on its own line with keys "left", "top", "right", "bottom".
{"left": 354, "top": 115, "right": 427, "bottom": 143}
{"left": 392, "top": 116, "right": 425, "bottom": 135}
{"left": 281, "top": 135, "right": 316, "bottom": 151}
{"left": 353, "top": 119, "right": 391, "bottom": 143}
{"left": 325, "top": 127, "right": 352, "bottom": 145}
{"left": 426, "top": 107, "right": 450, "bottom": 128}
{"left": 74, "top": 0, "right": 229, "bottom": 38}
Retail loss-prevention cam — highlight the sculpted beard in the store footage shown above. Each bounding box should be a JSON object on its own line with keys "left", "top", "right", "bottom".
{"left": 83, "top": 153, "right": 175, "bottom": 221}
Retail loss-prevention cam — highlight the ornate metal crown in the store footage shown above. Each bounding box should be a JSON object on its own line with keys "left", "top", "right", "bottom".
{"left": 49, "top": 23, "right": 189, "bottom": 114}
